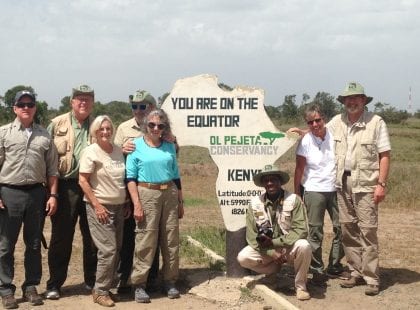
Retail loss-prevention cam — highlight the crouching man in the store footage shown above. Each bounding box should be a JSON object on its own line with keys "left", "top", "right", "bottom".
{"left": 237, "top": 164, "right": 312, "bottom": 301}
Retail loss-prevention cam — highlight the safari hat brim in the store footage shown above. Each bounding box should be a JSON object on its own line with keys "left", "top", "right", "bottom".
{"left": 253, "top": 164, "right": 290, "bottom": 187}
{"left": 337, "top": 82, "right": 373, "bottom": 104}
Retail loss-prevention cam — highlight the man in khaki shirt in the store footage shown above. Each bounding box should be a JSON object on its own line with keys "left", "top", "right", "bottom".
{"left": 0, "top": 90, "right": 58, "bottom": 308}
{"left": 114, "top": 90, "right": 158, "bottom": 293}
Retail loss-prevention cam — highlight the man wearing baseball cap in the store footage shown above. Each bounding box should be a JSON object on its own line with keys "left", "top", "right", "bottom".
{"left": 45, "top": 84, "right": 97, "bottom": 300}
{"left": 329, "top": 82, "right": 391, "bottom": 296}
{"left": 237, "top": 164, "right": 312, "bottom": 301}
{"left": 0, "top": 90, "right": 58, "bottom": 308}
{"left": 114, "top": 90, "right": 159, "bottom": 293}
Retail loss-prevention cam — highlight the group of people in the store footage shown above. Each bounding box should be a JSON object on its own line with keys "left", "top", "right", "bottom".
{"left": 238, "top": 82, "right": 391, "bottom": 301}
{"left": 0, "top": 85, "right": 183, "bottom": 308}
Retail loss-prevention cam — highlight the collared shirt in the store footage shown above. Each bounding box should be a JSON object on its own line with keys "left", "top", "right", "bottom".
{"left": 66, "top": 113, "right": 90, "bottom": 179}
{"left": 114, "top": 117, "right": 144, "bottom": 147}
{"left": 0, "top": 118, "right": 59, "bottom": 185}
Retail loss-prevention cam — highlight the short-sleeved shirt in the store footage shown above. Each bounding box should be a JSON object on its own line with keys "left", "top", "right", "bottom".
{"left": 114, "top": 117, "right": 144, "bottom": 148}
{"left": 0, "top": 118, "right": 58, "bottom": 185}
{"left": 296, "top": 130, "right": 336, "bottom": 192}
{"left": 79, "top": 143, "right": 126, "bottom": 205}
{"left": 126, "top": 137, "right": 179, "bottom": 183}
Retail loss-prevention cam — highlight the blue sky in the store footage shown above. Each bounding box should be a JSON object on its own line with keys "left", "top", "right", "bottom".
{"left": 1, "top": 0, "right": 419, "bottom": 111}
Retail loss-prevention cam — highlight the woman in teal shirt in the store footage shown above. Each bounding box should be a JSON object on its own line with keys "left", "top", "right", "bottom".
{"left": 126, "top": 109, "right": 184, "bottom": 303}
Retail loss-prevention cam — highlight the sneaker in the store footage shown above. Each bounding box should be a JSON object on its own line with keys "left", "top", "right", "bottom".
{"left": 340, "top": 276, "right": 365, "bottom": 288}
{"left": 45, "top": 288, "right": 60, "bottom": 300}
{"left": 92, "top": 292, "right": 115, "bottom": 307}
{"left": 23, "top": 287, "right": 43, "bottom": 306}
{"left": 1, "top": 294, "right": 18, "bottom": 309}
{"left": 134, "top": 286, "right": 150, "bottom": 303}
{"left": 296, "top": 288, "right": 311, "bottom": 301}
{"left": 365, "top": 284, "right": 380, "bottom": 296}
{"left": 163, "top": 283, "right": 180, "bottom": 299}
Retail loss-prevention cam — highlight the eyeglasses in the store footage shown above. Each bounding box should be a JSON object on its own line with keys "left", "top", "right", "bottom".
{"left": 147, "top": 122, "right": 166, "bottom": 130}
{"left": 15, "top": 102, "right": 36, "bottom": 109}
{"left": 306, "top": 118, "right": 322, "bottom": 125}
{"left": 131, "top": 103, "right": 148, "bottom": 110}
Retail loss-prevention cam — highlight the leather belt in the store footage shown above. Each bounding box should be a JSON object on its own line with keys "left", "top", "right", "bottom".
{"left": 1, "top": 183, "right": 43, "bottom": 190}
{"left": 138, "top": 181, "right": 172, "bottom": 190}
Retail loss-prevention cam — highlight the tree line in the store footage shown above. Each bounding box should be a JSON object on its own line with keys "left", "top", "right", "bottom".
{"left": 0, "top": 85, "right": 415, "bottom": 127}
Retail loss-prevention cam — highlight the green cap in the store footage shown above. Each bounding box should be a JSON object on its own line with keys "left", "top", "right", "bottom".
{"left": 337, "top": 82, "right": 373, "bottom": 104}
{"left": 71, "top": 84, "right": 94, "bottom": 100}
{"left": 253, "top": 164, "right": 290, "bottom": 187}
{"left": 130, "top": 90, "right": 156, "bottom": 105}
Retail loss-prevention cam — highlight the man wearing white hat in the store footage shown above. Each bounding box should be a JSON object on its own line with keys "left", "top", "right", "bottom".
{"left": 330, "top": 82, "right": 391, "bottom": 296}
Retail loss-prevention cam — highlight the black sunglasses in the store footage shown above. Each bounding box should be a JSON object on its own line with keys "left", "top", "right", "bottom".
{"left": 15, "top": 102, "right": 36, "bottom": 109}
{"left": 307, "top": 118, "right": 322, "bottom": 125}
{"left": 131, "top": 103, "right": 148, "bottom": 111}
{"left": 147, "top": 122, "right": 166, "bottom": 130}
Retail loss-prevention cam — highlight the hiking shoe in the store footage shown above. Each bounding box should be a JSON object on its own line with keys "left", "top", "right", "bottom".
{"left": 45, "top": 288, "right": 60, "bottom": 300}
{"left": 134, "top": 286, "right": 150, "bottom": 303}
{"left": 340, "top": 276, "right": 365, "bottom": 288}
{"left": 92, "top": 292, "right": 115, "bottom": 307}
{"left": 326, "top": 269, "right": 351, "bottom": 280}
{"left": 23, "top": 287, "right": 43, "bottom": 306}
{"left": 1, "top": 294, "right": 18, "bottom": 309}
{"left": 163, "top": 283, "right": 180, "bottom": 299}
{"left": 365, "top": 284, "right": 379, "bottom": 296}
{"left": 296, "top": 288, "right": 311, "bottom": 301}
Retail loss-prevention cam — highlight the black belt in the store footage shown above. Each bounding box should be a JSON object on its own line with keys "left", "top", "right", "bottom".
{"left": 343, "top": 171, "right": 351, "bottom": 176}
{"left": 1, "top": 183, "right": 43, "bottom": 190}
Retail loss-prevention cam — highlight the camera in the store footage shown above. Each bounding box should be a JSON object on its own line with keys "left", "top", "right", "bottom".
{"left": 256, "top": 221, "right": 273, "bottom": 243}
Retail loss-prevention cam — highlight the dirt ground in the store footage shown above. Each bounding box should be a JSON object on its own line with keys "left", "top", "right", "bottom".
{"left": 9, "top": 161, "right": 420, "bottom": 309}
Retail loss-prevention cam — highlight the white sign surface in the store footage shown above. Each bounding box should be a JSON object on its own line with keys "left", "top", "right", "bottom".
{"left": 162, "top": 74, "right": 297, "bottom": 231}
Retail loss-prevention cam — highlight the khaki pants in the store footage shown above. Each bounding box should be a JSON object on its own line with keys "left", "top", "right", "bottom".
{"left": 338, "top": 174, "right": 379, "bottom": 285}
{"left": 131, "top": 184, "right": 179, "bottom": 286}
{"left": 237, "top": 239, "right": 311, "bottom": 290}
{"left": 86, "top": 203, "right": 125, "bottom": 294}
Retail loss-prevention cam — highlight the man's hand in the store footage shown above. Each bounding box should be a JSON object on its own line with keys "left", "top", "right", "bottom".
{"left": 272, "top": 248, "right": 288, "bottom": 265}
{"left": 45, "top": 197, "right": 57, "bottom": 216}
{"left": 0, "top": 199, "right": 4, "bottom": 210}
{"left": 257, "top": 234, "right": 273, "bottom": 248}
{"left": 374, "top": 184, "right": 386, "bottom": 204}
{"left": 122, "top": 139, "right": 135, "bottom": 154}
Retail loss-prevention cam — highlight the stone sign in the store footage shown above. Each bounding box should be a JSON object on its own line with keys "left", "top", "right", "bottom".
{"left": 161, "top": 74, "right": 297, "bottom": 275}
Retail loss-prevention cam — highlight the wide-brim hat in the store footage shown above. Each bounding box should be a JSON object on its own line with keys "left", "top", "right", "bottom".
{"left": 337, "top": 81, "right": 373, "bottom": 104}
{"left": 253, "top": 164, "right": 290, "bottom": 187}
{"left": 71, "top": 84, "right": 94, "bottom": 100}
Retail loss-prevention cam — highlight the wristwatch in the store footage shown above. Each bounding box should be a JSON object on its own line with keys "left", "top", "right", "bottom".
{"left": 50, "top": 193, "right": 59, "bottom": 198}
{"left": 377, "top": 181, "right": 386, "bottom": 188}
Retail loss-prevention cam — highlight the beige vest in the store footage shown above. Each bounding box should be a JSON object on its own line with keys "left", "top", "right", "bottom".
{"left": 50, "top": 112, "right": 93, "bottom": 176}
{"left": 329, "top": 112, "right": 382, "bottom": 192}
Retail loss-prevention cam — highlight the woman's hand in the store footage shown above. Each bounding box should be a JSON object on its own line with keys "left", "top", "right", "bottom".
{"left": 95, "top": 204, "right": 110, "bottom": 224}
{"left": 123, "top": 203, "right": 132, "bottom": 219}
{"left": 133, "top": 204, "right": 144, "bottom": 223}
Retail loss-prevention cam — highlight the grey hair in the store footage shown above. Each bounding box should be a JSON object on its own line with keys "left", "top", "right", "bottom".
{"left": 141, "top": 109, "right": 173, "bottom": 139}
{"left": 90, "top": 115, "right": 115, "bottom": 143}
{"left": 303, "top": 104, "right": 325, "bottom": 121}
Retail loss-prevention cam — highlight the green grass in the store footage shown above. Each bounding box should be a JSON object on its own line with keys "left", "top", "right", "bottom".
{"left": 184, "top": 226, "right": 226, "bottom": 258}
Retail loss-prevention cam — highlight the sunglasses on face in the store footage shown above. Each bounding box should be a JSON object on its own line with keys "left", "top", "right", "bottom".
{"left": 147, "top": 122, "right": 166, "bottom": 130}
{"left": 306, "top": 118, "right": 322, "bottom": 125}
{"left": 131, "top": 103, "right": 148, "bottom": 111}
{"left": 15, "top": 102, "right": 36, "bottom": 109}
